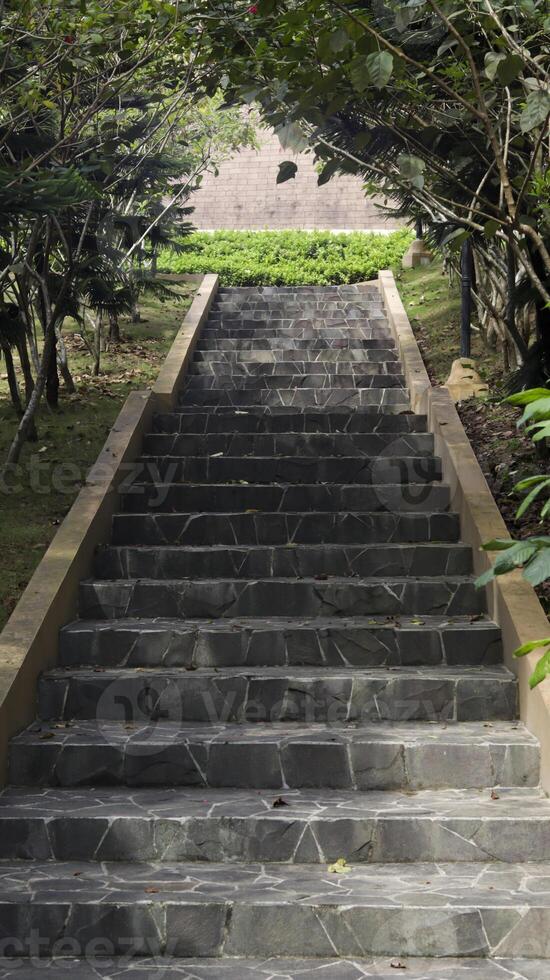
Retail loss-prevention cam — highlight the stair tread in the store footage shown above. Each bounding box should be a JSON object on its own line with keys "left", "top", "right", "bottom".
{"left": 61, "top": 614, "right": 499, "bottom": 632}
{"left": 1, "top": 857, "right": 549, "bottom": 907}
{"left": 0, "top": 957, "right": 544, "bottom": 979}
{"left": 42, "top": 664, "right": 514, "bottom": 680}
{"left": 13, "top": 719, "right": 534, "bottom": 744}
{"left": 0, "top": 784, "right": 544, "bottom": 817}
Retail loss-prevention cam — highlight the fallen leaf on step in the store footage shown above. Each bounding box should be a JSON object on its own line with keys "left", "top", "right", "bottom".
{"left": 390, "top": 960, "right": 407, "bottom": 970}
{"left": 491, "top": 789, "right": 500, "bottom": 800}
{"left": 272, "top": 797, "right": 289, "bottom": 808}
{"left": 39, "top": 732, "right": 56, "bottom": 740}
{"left": 328, "top": 858, "right": 351, "bottom": 874}
{"left": 144, "top": 887, "right": 159, "bottom": 894}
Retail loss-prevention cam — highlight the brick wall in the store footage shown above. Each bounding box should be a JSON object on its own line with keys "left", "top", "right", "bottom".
{"left": 191, "top": 127, "right": 402, "bottom": 232}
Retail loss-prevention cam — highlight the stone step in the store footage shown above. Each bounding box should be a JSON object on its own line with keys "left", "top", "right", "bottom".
{"left": 181, "top": 374, "right": 407, "bottom": 390}
{"left": 197, "top": 337, "right": 397, "bottom": 351}
{"left": 178, "top": 390, "right": 411, "bottom": 408}
{"left": 191, "top": 360, "right": 404, "bottom": 375}
{"left": 142, "top": 431, "right": 435, "bottom": 458}
{"left": 111, "top": 511, "right": 459, "bottom": 546}
{"left": 95, "top": 544, "right": 472, "bottom": 581}
{"left": 78, "top": 576, "right": 486, "bottom": 620}
{"left": 130, "top": 455, "right": 442, "bottom": 486}
{"left": 210, "top": 301, "right": 385, "bottom": 313}
{"left": 59, "top": 616, "right": 503, "bottom": 669}
{"left": 8, "top": 721, "right": 538, "bottom": 789}
{"left": 1, "top": 786, "right": 546, "bottom": 865}
{"left": 152, "top": 409, "right": 427, "bottom": 434}
{"left": 120, "top": 483, "right": 452, "bottom": 514}
{"left": 217, "top": 286, "right": 381, "bottom": 296}
{"left": 37, "top": 665, "right": 516, "bottom": 724}
{"left": 0, "top": 860, "right": 549, "bottom": 960}
{"left": 201, "top": 326, "right": 393, "bottom": 339}
{"left": 194, "top": 343, "right": 398, "bottom": 357}
{"left": 0, "top": 958, "right": 545, "bottom": 979}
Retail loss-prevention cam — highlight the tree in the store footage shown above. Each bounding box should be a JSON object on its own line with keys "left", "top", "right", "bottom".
{"left": 200, "top": 0, "right": 550, "bottom": 376}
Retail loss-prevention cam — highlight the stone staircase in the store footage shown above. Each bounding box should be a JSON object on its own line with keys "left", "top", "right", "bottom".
{"left": 0, "top": 283, "right": 549, "bottom": 978}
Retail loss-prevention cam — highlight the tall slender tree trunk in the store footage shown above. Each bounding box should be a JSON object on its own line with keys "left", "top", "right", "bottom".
{"left": 93, "top": 313, "right": 103, "bottom": 376}
{"left": 4, "top": 318, "right": 56, "bottom": 469}
{"left": 15, "top": 335, "right": 38, "bottom": 440}
{"left": 55, "top": 326, "right": 76, "bottom": 393}
{"left": 1, "top": 343, "right": 23, "bottom": 418}
{"left": 109, "top": 311, "right": 120, "bottom": 343}
{"left": 45, "top": 332, "right": 60, "bottom": 408}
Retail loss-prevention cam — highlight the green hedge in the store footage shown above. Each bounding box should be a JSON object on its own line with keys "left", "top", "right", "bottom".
{"left": 159, "top": 229, "right": 413, "bottom": 286}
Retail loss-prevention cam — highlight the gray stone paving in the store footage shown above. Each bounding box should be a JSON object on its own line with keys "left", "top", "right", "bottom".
{"left": 1, "top": 283, "right": 547, "bottom": 971}
{"left": 0, "top": 957, "right": 547, "bottom": 978}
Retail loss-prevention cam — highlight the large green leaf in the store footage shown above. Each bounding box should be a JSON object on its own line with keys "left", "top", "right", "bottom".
{"left": 507, "top": 388, "right": 550, "bottom": 406}
{"left": 520, "top": 90, "right": 550, "bottom": 133}
{"left": 528, "top": 648, "right": 550, "bottom": 689}
{"left": 366, "top": 51, "right": 394, "bottom": 89}
{"left": 276, "top": 160, "right": 298, "bottom": 184}
{"left": 523, "top": 548, "right": 550, "bottom": 586}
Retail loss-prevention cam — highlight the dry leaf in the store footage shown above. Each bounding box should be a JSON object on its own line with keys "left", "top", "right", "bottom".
{"left": 328, "top": 858, "right": 351, "bottom": 874}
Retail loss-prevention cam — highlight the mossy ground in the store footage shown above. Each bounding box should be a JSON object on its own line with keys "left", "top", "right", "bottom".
{"left": 0, "top": 286, "right": 194, "bottom": 630}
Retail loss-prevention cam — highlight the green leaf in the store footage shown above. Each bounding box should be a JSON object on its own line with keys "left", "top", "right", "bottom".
{"left": 276, "top": 122, "right": 308, "bottom": 153}
{"left": 481, "top": 539, "right": 515, "bottom": 551}
{"left": 349, "top": 58, "right": 370, "bottom": 93}
{"left": 520, "top": 90, "right": 550, "bottom": 133}
{"left": 366, "top": 51, "right": 394, "bottom": 89}
{"left": 497, "top": 54, "right": 524, "bottom": 85}
{"left": 276, "top": 161, "right": 298, "bottom": 184}
{"left": 483, "top": 219, "right": 501, "bottom": 237}
{"left": 514, "top": 638, "right": 550, "bottom": 657}
{"left": 523, "top": 548, "right": 550, "bottom": 586}
{"left": 484, "top": 52, "right": 506, "bottom": 81}
{"left": 529, "top": 649, "right": 550, "bottom": 689}
{"left": 515, "top": 480, "right": 550, "bottom": 518}
{"left": 506, "top": 387, "right": 550, "bottom": 406}
{"left": 518, "top": 397, "right": 550, "bottom": 426}
{"left": 514, "top": 476, "right": 550, "bottom": 490}
{"left": 318, "top": 160, "right": 340, "bottom": 186}
{"left": 475, "top": 567, "right": 497, "bottom": 588}
{"left": 329, "top": 28, "right": 349, "bottom": 53}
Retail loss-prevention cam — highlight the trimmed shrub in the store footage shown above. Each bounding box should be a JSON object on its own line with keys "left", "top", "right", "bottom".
{"left": 159, "top": 229, "right": 413, "bottom": 285}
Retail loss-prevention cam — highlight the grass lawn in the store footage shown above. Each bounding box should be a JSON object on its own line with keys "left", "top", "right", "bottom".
{"left": 394, "top": 262, "right": 501, "bottom": 384}
{"left": 0, "top": 285, "right": 195, "bottom": 631}
{"left": 396, "top": 260, "right": 549, "bottom": 612}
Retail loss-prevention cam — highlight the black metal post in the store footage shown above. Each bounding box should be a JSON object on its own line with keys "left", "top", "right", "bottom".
{"left": 460, "top": 237, "right": 472, "bottom": 358}
{"left": 415, "top": 217, "right": 423, "bottom": 240}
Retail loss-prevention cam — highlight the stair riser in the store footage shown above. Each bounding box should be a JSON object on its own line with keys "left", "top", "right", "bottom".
{"left": 181, "top": 375, "right": 407, "bottom": 390}
{"left": 210, "top": 304, "right": 385, "bottom": 313}
{"left": 95, "top": 545, "right": 472, "bottom": 581}
{"left": 198, "top": 339, "right": 396, "bottom": 351}
{"left": 178, "top": 390, "right": 410, "bottom": 408}
{"left": 201, "top": 327, "right": 392, "bottom": 339}
{"left": 142, "top": 432, "right": 435, "bottom": 457}
{"left": 129, "top": 457, "right": 442, "bottom": 486}
{"left": 120, "top": 484, "right": 452, "bottom": 514}
{"left": 194, "top": 346, "right": 398, "bottom": 359}
{"left": 38, "top": 672, "right": 516, "bottom": 724}
{"left": 59, "top": 622, "right": 504, "bottom": 669}
{"left": 190, "top": 362, "right": 404, "bottom": 376}
{"left": 1, "top": 901, "right": 549, "bottom": 959}
{"left": 1, "top": 813, "right": 544, "bottom": 864}
{"left": 79, "top": 579, "right": 486, "bottom": 620}
{"left": 152, "top": 411, "right": 428, "bottom": 434}
{"left": 112, "top": 512, "right": 459, "bottom": 546}
{"left": 8, "top": 734, "right": 537, "bottom": 789}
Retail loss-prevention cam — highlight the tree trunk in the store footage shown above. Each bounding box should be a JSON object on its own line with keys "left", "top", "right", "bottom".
{"left": 109, "top": 311, "right": 120, "bottom": 343}
{"left": 93, "top": 313, "right": 102, "bottom": 376}
{"left": 4, "top": 318, "right": 56, "bottom": 469}
{"left": 1, "top": 343, "right": 23, "bottom": 418}
{"left": 130, "top": 300, "right": 141, "bottom": 324}
{"left": 15, "top": 336, "right": 38, "bottom": 440}
{"left": 45, "top": 331, "right": 59, "bottom": 408}
{"left": 55, "top": 326, "right": 76, "bottom": 393}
